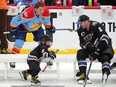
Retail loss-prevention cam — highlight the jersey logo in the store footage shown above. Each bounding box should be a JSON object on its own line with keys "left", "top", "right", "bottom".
{"left": 83, "top": 33, "right": 93, "bottom": 41}
{"left": 31, "top": 21, "right": 42, "bottom": 30}
{"left": 81, "top": 32, "right": 85, "bottom": 37}
{"left": 24, "top": 12, "right": 28, "bottom": 17}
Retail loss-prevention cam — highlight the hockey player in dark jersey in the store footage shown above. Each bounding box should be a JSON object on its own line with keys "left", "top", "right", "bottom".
{"left": 19, "top": 35, "right": 56, "bottom": 85}
{"left": 75, "top": 15, "right": 114, "bottom": 84}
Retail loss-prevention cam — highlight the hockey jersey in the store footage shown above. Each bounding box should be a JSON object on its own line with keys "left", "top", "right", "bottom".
{"left": 28, "top": 43, "right": 49, "bottom": 61}
{"left": 10, "top": 6, "right": 51, "bottom": 31}
{"left": 77, "top": 21, "right": 111, "bottom": 50}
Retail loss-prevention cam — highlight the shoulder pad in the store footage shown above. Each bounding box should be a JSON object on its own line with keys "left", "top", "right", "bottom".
{"left": 22, "top": 6, "right": 35, "bottom": 19}
{"left": 42, "top": 7, "right": 50, "bottom": 17}
{"left": 91, "top": 21, "right": 99, "bottom": 26}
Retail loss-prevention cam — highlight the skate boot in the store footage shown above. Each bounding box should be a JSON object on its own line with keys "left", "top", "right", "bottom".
{"left": 31, "top": 75, "right": 41, "bottom": 85}
{"left": 102, "top": 72, "right": 108, "bottom": 84}
{"left": 102, "top": 68, "right": 110, "bottom": 84}
{"left": 19, "top": 70, "right": 29, "bottom": 81}
{"left": 111, "top": 62, "right": 116, "bottom": 70}
{"left": 1, "top": 48, "right": 11, "bottom": 54}
{"left": 76, "top": 72, "right": 92, "bottom": 84}
{"left": 10, "top": 62, "right": 15, "bottom": 68}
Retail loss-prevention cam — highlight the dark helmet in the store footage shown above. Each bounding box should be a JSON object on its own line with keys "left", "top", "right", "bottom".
{"left": 40, "top": 35, "right": 52, "bottom": 43}
{"left": 76, "top": 15, "right": 89, "bottom": 24}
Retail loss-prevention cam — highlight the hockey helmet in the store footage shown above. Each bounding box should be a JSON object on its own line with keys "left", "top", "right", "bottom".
{"left": 40, "top": 35, "right": 52, "bottom": 47}
{"left": 76, "top": 15, "right": 89, "bottom": 24}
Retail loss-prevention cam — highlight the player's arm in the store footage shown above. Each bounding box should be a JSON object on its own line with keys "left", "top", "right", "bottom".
{"left": 42, "top": 7, "right": 55, "bottom": 33}
{"left": 95, "top": 23, "right": 111, "bottom": 52}
{"left": 41, "top": 47, "right": 56, "bottom": 59}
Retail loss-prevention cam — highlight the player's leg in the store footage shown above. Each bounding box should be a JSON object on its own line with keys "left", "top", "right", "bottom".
{"left": 100, "top": 55, "right": 111, "bottom": 83}
{"left": 27, "top": 60, "right": 41, "bottom": 84}
{"left": 100, "top": 45, "right": 114, "bottom": 83}
{"left": 76, "top": 49, "right": 92, "bottom": 84}
{"left": 32, "top": 27, "right": 44, "bottom": 44}
{"left": 10, "top": 27, "right": 27, "bottom": 68}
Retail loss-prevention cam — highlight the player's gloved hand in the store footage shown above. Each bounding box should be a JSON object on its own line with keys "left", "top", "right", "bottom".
{"left": 46, "top": 26, "right": 56, "bottom": 33}
{"left": 49, "top": 51, "right": 56, "bottom": 59}
{"left": 81, "top": 41, "right": 96, "bottom": 52}
{"left": 10, "top": 28, "right": 17, "bottom": 36}
{"left": 47, "top": 61, "right": 53, "bottom": 66}
{"left": 90, "top": 51, "right": 99, "bottom": 61}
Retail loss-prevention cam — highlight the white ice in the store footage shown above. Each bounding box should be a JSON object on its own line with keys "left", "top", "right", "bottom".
{"left": 0, "top": 62, "right": 116, "bottom": 87}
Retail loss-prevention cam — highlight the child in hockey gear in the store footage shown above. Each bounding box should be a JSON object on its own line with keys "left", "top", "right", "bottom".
{"left": 9, "top": 1, "right": 56, "bottom": 68}
{"left": 76, "top": 15, "right": 114, "bottom": 84}
{"left": 19, "top": 35, "right": 56, "bottom": 84}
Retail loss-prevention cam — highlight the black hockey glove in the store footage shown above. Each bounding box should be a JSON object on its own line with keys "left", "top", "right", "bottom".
{"left": 81, "top": 41, "right": 96, "bottom": 52}
{"left": 48, "top": 51, "right": 56, "bottom": 59}
{"left": 90, "top": 51, "right": 99, "bottom": 61}
{"left": 47, "top": 61, "right": 53, "bottom": 66}
{"left": 46, "top": 26, "right": 56, "bottom": 33}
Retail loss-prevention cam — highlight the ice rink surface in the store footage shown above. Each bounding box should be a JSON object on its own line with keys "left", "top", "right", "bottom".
{"left": 0, "top": 62, "right": 116, "bottom": 87}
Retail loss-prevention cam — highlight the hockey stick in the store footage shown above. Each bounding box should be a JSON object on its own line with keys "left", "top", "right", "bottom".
{"left": 42, "top": 49, "right": 59, "bottom": 72}
{"left": 83, "top": 58, "right": 93, "bottom": 87}
{"left": 3, "top": 28, "right": 74, "bottom": 34}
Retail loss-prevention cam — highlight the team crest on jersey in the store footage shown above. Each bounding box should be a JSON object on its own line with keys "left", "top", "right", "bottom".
{"left": 24, "top": 12, "right": 28, "bottom": 17}
{"left": 81, "top": 32, "right": 85, "bottom": 37}
{"left": 83, "top": 33, "right": 93, "bottom": 41}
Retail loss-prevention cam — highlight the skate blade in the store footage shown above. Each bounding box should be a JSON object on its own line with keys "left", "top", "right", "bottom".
{"left": 102, "top": 74, "right": 107, "bottom": 87}
{"left": 31, "top": 83, "right": 41, "bottom": 87}
{"left": 78, "top": 80, "right": 92, "bottom": 84}
{"left": 19, "top": 72, "right": 25, "bottom": 81}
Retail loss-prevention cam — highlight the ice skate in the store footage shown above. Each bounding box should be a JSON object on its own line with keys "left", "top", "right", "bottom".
{"left": 76, "top": 72, "right": 92, "bottom": 84}
{"left": 102, "top": 73, "right": 108, "bottom": 84}
{"left": 102, "top": 67, "right": 110, "bottom": 86}
{"left": 19, "top": 70, "right": 29, "bottom": 81}
{"left": 31, "top": 76, "right": 41, "bottom": 86}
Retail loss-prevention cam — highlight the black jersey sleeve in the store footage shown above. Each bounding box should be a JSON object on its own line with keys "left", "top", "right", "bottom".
{"left": 93, "top": 22, "right": 110, "bottom": 51}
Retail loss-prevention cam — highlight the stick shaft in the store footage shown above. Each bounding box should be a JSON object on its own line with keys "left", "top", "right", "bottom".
{"left": 83, "top": 58, "right": 93, "bottom": 87}
{"left": 3, "top": 28, "right": 74, "bottom": 34}
{"left": 42, "top": 49, "right": 59, "bottom": 72}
